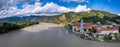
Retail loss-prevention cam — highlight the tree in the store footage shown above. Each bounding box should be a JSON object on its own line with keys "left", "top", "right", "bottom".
{"left": 0, "top": 22, "right": 39, "bottom": 34}
{"left": 114, "top": 33, "right": 120, "bottom": 41}
{"left": 103, "top": 34, "right": 109, "bottom": 41}
{"left": 67, "top": 24, "right": 72, "bottom": 30}
{"left": 108, "top": 33, "right": 112, "bottom": 40}
{"left": 91, "top": 27, "right": 97, "bottom": 33}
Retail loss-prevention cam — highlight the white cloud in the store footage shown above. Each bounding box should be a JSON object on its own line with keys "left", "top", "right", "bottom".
{"left": 0, "top": 0, "right": 32, "bottom": 9}
{"left": 0, "top": 1, "right": 91, "bottom": 18}
{"left": 40, "top": 2, "right": 72, "bottom": 13}
{"left": 0, "top": 0, "right": 32, "bottom": 18}
{"left": 0, "top": 6, "right": 20, "bottom": 18}
{"left": 74, "top": 5, "right": 91, "bottom": 12}
{"left": 10, "top": 1, "right": 42, "bottom": 15}
{"left": 17, "top": 2, "right": 90, "bottom": 15}
{"left": 61, "top": 0, "right": 89, "bottom": 3}
{"left": 117, "top": 14, "right": 120, "bottom": 16}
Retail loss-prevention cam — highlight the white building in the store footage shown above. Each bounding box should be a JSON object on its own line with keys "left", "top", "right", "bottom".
{"left": 97, "top": 27, "right": 119, "bottom": 35}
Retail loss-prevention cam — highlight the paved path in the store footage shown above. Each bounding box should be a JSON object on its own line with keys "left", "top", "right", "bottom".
{"left": 0, "top": 23, "right": 120, "bottom": 47}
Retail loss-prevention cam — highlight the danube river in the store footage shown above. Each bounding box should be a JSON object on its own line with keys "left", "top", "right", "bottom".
{"left": 0, "top": 23, "right": 119, "bottom": 47}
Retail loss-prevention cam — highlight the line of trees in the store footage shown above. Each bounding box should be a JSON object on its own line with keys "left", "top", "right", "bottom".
{"left": 0, "top": 22, "right": 39, "bottom": 34}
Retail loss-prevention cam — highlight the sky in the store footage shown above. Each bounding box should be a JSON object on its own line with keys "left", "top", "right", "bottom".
{"left": 0, "top": 0, "right": 120, "bottom": 18}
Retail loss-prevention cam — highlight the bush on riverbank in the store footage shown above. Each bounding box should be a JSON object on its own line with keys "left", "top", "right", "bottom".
{"left": 115, "top": 33, "right": 120, "bottom": 42}
{"left": 103, "top": 34, "right": 110, "bottom": 42}
{"left": 67, "top": 24, "right": 72, "bottom": 30}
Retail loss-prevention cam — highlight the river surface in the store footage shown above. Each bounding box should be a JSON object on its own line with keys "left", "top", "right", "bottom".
{"left": 0, "top": 23, "right": 120, "bottom": 47}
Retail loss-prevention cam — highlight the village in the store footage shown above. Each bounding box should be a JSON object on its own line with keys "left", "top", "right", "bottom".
{"left": 68, "top": 19, "right": 120, "bottom": 42}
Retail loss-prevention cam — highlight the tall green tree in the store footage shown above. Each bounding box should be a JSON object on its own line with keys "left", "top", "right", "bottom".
{"left": 91, "top": 27, "right": 97, "bottom": 33}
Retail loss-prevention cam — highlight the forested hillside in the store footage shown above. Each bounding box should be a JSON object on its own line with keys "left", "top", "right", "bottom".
{"left": 26, "top": 10, "right": 119, "bottom": 24}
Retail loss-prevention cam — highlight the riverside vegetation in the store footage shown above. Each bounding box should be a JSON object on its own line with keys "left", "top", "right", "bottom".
{"left": 0, "top": 22, "right": 39, "bottom": 34}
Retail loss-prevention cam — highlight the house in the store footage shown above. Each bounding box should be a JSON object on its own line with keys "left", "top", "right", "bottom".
{"left": 71, "top": 22, "right": 119, "bottom": 35}
{"left": 71, "top": 22, "right": 96, "bottom": 32}
{"left": 97, "top": 27, "right": 119, "bottom": 35}
{"left": 71, "top": 22, "right": 80, "bottom": 32}
{"left": 70, "top": 21, "right": 119, "bottom": 40}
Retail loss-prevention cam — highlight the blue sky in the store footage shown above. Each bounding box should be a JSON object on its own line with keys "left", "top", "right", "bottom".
{"left": 0, "top": 0, "right": 120, "bottom": 17}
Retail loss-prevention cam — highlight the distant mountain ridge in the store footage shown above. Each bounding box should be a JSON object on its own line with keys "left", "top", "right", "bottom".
{"left": 0, "top": 16, "right": 40, "bottom": 22}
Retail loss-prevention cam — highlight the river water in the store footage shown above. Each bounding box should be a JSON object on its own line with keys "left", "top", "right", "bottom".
{"left": 0, "top": 23, "right": 120, "bottom": 47}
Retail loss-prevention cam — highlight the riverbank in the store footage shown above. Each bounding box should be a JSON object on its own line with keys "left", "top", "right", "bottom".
{"left": 0, "top": 22, "right": 39, "bottom": 34}
{"left": 65, "top": 25, "right": 120, "bottom": 43}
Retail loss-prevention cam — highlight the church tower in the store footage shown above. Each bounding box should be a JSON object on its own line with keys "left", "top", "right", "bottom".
{"left": 80, "top": 19, "right": 84, "bottom": 34}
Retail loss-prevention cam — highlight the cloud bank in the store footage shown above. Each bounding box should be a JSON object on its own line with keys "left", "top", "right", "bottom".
{"left": 61, "top": 0, "right": 89, "bottom": 3}
{"left": 0, "top": 0, "right": 91, "bottom": 18}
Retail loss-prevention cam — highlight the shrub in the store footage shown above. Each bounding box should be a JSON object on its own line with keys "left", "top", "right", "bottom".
{"left": 114, "top": 33, "right": 120, "bottom": 41}
{"left": 80, "top": 34, "right": 85, "bottom": 38}
{"left": 91, "top": 27, "right": 97, "bottom": 33}
{"left": 67, "top": 24, "right": 72, "bottom": 30}
{"left": 103, "top": 34, "right": 109, "bottom": 41}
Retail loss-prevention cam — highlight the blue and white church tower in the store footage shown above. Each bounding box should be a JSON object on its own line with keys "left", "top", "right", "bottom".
{"left": 80, "top": 19, "right": 84, "bottom": 34}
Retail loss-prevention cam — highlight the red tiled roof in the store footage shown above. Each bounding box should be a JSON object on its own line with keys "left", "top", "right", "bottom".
{"left": 71, "top": 23, "right": 80, "bottom": 27}
{"left": 71, "top": 23, "right": 118, "bottom": 31}
{"left": 101, "top": 27, "right": 118, "bottom": 31}
{"left": 71, "top": 23, "right": 96, "bottom": 28}
{"left": 83, "top": 23, "right": 92, "bottom": 27}
{"left": 97, "top": 24, "right": 103, "bottom": 27}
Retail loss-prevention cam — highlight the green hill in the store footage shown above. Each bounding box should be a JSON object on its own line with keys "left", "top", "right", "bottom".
{"left": 59, "top": 10, "right": 119, "bottom": 24}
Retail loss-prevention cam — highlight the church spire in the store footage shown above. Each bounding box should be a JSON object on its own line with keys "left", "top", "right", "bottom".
{"left": 80, "top": 19, "right": 84, "bottom": 34}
